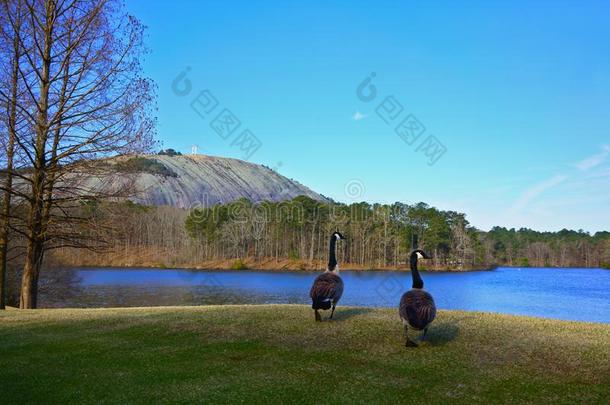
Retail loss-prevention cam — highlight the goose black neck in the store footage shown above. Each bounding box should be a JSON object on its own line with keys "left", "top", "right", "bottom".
{"left": 410, "top": 253, "right": 424, "bottom": 289}
{"left": 328, "top": 236, "right": 337, "bottom": 271}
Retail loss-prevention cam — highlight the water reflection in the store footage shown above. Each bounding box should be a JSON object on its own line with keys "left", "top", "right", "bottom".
{"left": 37, "top": 267, "right": 610, "bottom": 323}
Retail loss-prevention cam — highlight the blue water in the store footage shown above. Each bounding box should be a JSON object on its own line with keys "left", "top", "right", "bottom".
{"left": 39, "top": 267, "right": 610, "bottom": 323}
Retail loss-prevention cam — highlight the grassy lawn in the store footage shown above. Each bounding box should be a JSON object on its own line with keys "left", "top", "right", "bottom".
{"left": 1, "top": 305, "right": 609, "bottom": 403}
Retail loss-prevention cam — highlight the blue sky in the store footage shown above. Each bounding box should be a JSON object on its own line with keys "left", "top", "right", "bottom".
{"left": 126, "top": 0, "right": 610, "bottom": 232}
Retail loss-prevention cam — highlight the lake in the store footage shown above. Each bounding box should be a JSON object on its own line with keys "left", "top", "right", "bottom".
{"left": 38, "top": 267, "right": 610, "bottom": 323}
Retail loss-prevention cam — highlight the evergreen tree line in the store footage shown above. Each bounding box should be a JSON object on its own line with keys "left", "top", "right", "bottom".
{"left": 183, "top": 196, "right": 610, "bottom": 269}
{"left": 49, "top": 196, "right": 610, "bottom": 271}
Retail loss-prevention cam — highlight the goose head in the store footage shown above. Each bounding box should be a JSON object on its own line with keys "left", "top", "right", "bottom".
{"left": 410, "top": 249, "right": 430, "bottom": 266}
{"left": 332, "top": 231, "right": 347, "bottom": 242}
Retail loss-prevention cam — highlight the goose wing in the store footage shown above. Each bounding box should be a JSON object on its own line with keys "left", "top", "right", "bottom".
{"left": 399, "top": 290, "right": 436, "bottom": 330}
{"left": 310, "top": 272, "right": 344, "bottom": 303}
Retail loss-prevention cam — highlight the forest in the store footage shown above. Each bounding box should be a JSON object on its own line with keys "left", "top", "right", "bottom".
{"left": 44, "top": 196, "right": 610, "bottom": 272}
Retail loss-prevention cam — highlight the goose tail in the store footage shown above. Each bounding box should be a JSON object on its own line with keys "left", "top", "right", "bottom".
{"left": 312, "top": 298, "right": 332, "bottom": 310}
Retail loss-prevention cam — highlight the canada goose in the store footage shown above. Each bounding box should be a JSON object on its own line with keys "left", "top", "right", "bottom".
{"left": 310, "top": 231, "right": 346, "bottom": 321}
{"left": 399, "top": 249, "right": 436, "bottom": 347}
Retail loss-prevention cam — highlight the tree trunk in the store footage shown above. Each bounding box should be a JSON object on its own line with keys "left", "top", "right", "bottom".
{"left": 20, "top": 241, "right": 44, "bottom": 309}
{"left": 20, "top": 169, "right": 46, "bottom": 309}
{"left": 0, "top": 230, "right": 7, "bottom": 309}
{"left": 0, "top": 1, "right": 22, "bottom": 310}
{"left": 18, "top": 0, "right": 54, "bottom": 309}
{"left": 0, "top": 138, "right": 14, "bottom": 308}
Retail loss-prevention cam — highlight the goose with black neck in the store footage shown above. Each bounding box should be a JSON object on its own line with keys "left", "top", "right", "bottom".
{"left": 398, "top": 249, "right": 437, "bottom": 347}
{"left": 309, "top": 232, "right": 346, "bottom": 321}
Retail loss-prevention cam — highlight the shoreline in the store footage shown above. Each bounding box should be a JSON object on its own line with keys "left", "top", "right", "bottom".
{"left": 55, "top": 261, "right": 607, "bottom": 272}
{"left": 50, "top": 252, "right": 609, "bottom": 272}
{"left": 48, "top": 250, "right": 610, "bottom": 273}
{"left": 50, "top": 246, "right": 610, "bottom": 272}
{"left": 52, "top": 257, "right": 496, "bottom": 272}
{"left": 65, "top": 265, "right": 496, "bottom": 273}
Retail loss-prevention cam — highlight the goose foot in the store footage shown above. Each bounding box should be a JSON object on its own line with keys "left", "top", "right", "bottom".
{"left": 404, "top": 325, "right": 418, "bottom": 347}
{"left": 421, "top": 327, "right": 429, "bottom": 341}
{"left": 329, "top": 304, "right": 336, "bottom": 320}
{"left": 405, "top": 338, "right": 419, "bottom": 348}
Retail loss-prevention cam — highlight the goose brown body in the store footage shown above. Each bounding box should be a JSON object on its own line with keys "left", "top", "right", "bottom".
{"left": 310, "top": 272, "right": 344, "bottom": 310}
{"left": 399, "top": 289, "right": 436, "bottom": 330}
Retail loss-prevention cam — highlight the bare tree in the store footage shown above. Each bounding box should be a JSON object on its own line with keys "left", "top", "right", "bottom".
{"left": 0, "top": 0, "right": 155, "bottom": 308}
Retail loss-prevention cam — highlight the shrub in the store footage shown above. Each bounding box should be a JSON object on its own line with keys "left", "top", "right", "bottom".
{"left": 231, "top": 259, "right": 248, "bottom": 270}
{"left": 116, "top": 157, "right": 177, "bottom": 177}
{"left": 158, "top": 148, "right": 182, "bottom": 156}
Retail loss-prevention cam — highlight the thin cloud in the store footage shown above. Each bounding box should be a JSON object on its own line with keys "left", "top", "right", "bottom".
{"left": 509, "top": 174, "right": 568, "bottom": 214}
{"left": 352, "top": 111, "right": 367, "bottom": 121}
{"left": 574, "top": 145, "right": 610, "bottom": 171}
{"left": 510, "top": 146, "right": 610, "bottom": 215}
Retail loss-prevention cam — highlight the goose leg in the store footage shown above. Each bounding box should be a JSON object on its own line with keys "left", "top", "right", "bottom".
{"left": 315, "top": 310, "right": 321, "bottom": 322}
{"left": 404, "top": 325, "right": 418, "bottom": 347}
{"left": 422, "top": 327, "right": 429, "bottom": 341}
{"left": 329, "top": 304, "right": 336, "bottom": 319}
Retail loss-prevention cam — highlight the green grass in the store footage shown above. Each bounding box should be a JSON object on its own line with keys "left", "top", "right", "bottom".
{"left": 1, "top": 305, "right": 609, "bottom": 403}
